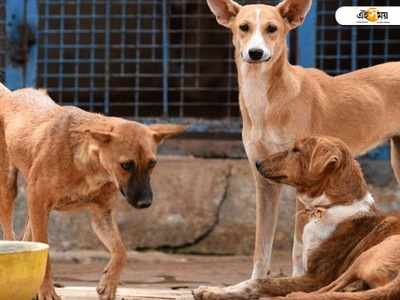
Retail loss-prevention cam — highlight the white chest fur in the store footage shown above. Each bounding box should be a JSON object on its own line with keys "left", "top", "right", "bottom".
{"left": 241, "top": 64, "right": 268, "bottom": 141}
{"left": 240, "top": 64, "right": 288, "bottom": 153}
{"left": 302, "top": 193, "right": 375, "bottom": 271}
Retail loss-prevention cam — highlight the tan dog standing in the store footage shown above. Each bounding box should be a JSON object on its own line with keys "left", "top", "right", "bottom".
{"left": 207, "top": 0, "right": 400, "bottom": 282}
{"left": 195, "top": 136, "right": 400, "bottom": 300}
{"left": 0, "top": 83, "right": 185, "bottom": 300}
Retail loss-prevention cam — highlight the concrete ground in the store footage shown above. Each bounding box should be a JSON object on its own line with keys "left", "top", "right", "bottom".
{"left": 52, "top": 250, "right": 292, "bottom": 290}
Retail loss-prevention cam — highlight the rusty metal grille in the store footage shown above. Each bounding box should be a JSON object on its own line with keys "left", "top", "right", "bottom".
{"left": 36, "top": 0, "right": 279, "bottom": 119}
{"left": 0, "top": 0, "right": 5, "bottom": 83}
{"left": 316, "top": 0, "right": 400, "bottom": 75}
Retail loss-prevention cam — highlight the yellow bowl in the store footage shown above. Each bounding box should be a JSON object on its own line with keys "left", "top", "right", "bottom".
{"left": 0, "top": 241, "right": 48, "bottom": 300}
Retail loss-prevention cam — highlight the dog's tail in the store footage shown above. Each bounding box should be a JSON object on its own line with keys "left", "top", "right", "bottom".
{"left": 0, "top": 82, "right": 11, "bottom": 99}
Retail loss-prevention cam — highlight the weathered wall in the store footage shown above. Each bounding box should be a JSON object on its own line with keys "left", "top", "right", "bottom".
{"left": 10, "top": 155, "right": 400, "bottom": 255}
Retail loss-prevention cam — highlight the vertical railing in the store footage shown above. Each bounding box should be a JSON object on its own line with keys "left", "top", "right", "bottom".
{"left": 297, "top": 0, "right": 317, "bottom": 67}
{"left": 104, "top": 0, "right": 111, "bottom": 114}
{"left": 351, "top": 0, "right": 357, "bottom": 71}
{"left": 161, "top": 0, "right": 169, "bottom": 117}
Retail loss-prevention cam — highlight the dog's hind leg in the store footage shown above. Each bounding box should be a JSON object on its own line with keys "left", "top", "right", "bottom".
{"left": 22, "top": 216, "right": 32, "bottom": 241}
{"left": 390, "top": 136, "right": 400, "bottom": 183}
{"left": 0, "top": 120, "right": 18, "bottom": 240}
{"left": 267, "top": 273, "right": 400, "bottom": 300}
{"left": 314, "top": 263, "right": 359, "bottom": 293}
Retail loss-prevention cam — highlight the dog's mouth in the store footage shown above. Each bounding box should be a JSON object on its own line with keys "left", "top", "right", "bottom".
{"left": 246, "top": 56, "right": 272, "bottom": 64}
{"left": 260, "top": 174, "right": 288, "bottom": 182}
{"left": 240, "top": 51, "right": 272, "bottom": 64}
{"left": 268, "top": 175, "right": 287, "bottom": 181}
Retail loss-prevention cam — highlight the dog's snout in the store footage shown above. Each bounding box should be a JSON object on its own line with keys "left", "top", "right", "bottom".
{"left": 125, "top": 175, "right": 154, "bottom": 209}
{"left": 255, "top": 160, "right": 262, "bottom": 170}
{"left": 249, "top": 48, "right": 264, "bottom": 61}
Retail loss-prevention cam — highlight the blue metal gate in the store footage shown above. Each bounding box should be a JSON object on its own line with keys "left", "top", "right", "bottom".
{"left": 300, "top": 0, "right": 400, "bottom": 73}
{"left": 4, "top": 0, "right": 282, "bottom": 119}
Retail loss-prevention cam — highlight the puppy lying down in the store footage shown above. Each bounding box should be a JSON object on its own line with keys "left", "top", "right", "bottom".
{"left": 194, "top": 136, "right": 400, "bottom": 300}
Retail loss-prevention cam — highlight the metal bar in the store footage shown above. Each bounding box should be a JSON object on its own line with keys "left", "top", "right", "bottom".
{"left": 104, "top": 0, "right": 110, "bottom": 114}
{"left": 74, "top": 0, "right": 80, "bottom": 105}
{"left": 351, "top": 0, "right": 357, "bottom": 71}
{"left": 58, "top": 0, "right": 65, "bottom": 103}
{"left": 335, "top": 0, "right": 341, "bottom": 75}
{"left": 89, "top": 0, "right": 95, "bottom": 111}
{"left": 0, "top": 1, "right": 5, "bottom": 82}
{"left": 161, "top": 0, "right": 169, "bottom": 117}
{"left": 179, "top": 0, "right": 187, "bottom": 117}
{"left": 297, "top": 0, "right": 316, "bottom": 67}
{"left": 134, "top": 0, "right": 141, "bottom": 117}
{"left": 42, "top": 0, "right": 49, "bottom": 90}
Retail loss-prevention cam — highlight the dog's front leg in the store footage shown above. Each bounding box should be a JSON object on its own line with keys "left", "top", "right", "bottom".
{"left": 194, "top": 275, "right": 321, "bottom": 300}
{"left": 292, "top": 198, "right": 306, "bottom": 276}
{"left": 90, "top": 206, "right": 127, "bottom": 300}
{"left": 251, "top": 177, "right": 282, "bottom": 279}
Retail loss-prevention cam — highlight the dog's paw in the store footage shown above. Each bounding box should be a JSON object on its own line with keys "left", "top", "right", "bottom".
{"left": 96, "top": 276, "right": 118, "bottom": 300}
{"left": 193, "top": 286, "right": 229, "bottom": 300}
{"left": 193, "top": 284, "right": 259, "bottom": 300}
{"left": 37, "top": 287, "right": 61, "bottom": 300}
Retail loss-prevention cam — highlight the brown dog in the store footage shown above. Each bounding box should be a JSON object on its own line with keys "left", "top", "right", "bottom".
{"left": 207, "top": 0, "right": 400, "bottom": 281}
{"left": 194, "top": 136, "right": 400, "bottom": 300}
{"left": 0, "top": 83, "right": 185, "bottom": 300}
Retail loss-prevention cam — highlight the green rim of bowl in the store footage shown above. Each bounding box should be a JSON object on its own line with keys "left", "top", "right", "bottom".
{"left": 0, "top": 241, "right": 49, "bottom": 254}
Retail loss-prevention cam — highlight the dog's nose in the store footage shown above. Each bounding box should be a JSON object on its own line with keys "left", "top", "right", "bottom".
{"left": 255, "top": 160, "right": 262, "bottom": 170}
{"left": 136, "top": 199, "right": 152, "bottom": 209}
{"left": 248, "top": 48, "right": 264, "bottom": 61}
{"left": 132, "top": 189, "right": 153, "bottom": 209}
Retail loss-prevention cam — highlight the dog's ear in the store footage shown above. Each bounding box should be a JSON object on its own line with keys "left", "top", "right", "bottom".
{"left": 207, "top": 0, "right": 242, "bottom": 28}
{"left": 309, "top": 142, "right": 342, "bottom": 177}
{"left": 86, "top": 129, "right": 116, "bottom": 144}
{"left": 149, "top": 124, "right": 186, "bottom": 144}
{"left": 277, "top": 0, "right": 312, "bottom": 30}
{"left": 72, "top": 127, "right": 116, "bottom": 144}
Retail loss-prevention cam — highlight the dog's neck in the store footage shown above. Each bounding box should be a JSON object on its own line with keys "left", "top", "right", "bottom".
{"left": 300, "top": 158, "right": 369, "bottom": 208}
{"left": 235, "top": 45, "right": 301, "bottom": 149}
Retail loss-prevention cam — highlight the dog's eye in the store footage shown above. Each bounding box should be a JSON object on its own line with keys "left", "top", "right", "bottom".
{"left": 266, "top": 24, "right": 277, "bottom": 33}
{"left": 120, "top": 161, "right": 136, "bottom": 172}
{"left": 148, "top": 159, "right": 157, "bottom": 169}
{"left": 239, "top": 23, "right": 249, "bottom": 32}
